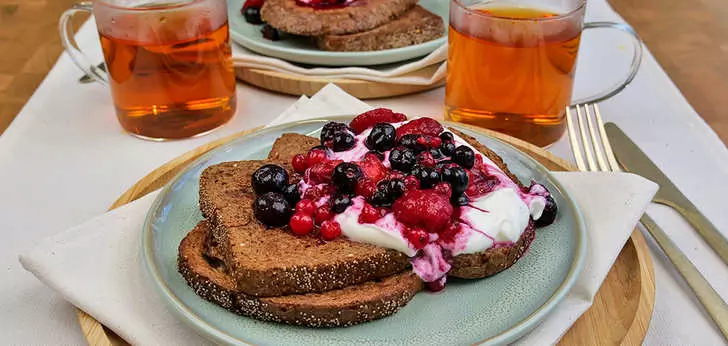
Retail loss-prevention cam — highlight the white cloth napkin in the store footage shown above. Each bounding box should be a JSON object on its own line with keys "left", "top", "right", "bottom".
{"left": 19, "top": 85, "right": 657, "bottom": 345}
{"left": 231, "top": 44, "right": 447, "bottom": 86}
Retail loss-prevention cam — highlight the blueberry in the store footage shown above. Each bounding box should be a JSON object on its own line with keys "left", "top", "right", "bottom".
{"left": 397, "top": 134, "right": 427, "bottom": 153}
{"left": 440, "top": 165, "right": 469, "bottom": 195}
{"left": 389, "top": 147, "right": 417, "bottom": 172}
{"left": 535, "top": 195, "right": 558, "bottom": 227}
{"left": 383, "top": 179, "right": 406, "bottom": 199}
{"left": 439, "top": 132, "right": 454, "bottom": 142}
{"left": 332, "top": 132, "right": 356, "bottom": 152}
{"left": 244, "top": 7, "right": 263, "bottom": 24}
{"left": 370, "top": 190, "right": 392, "bottom": 207}
{"left": 253, "top": 192, "right": 293, "bottom": 227}
{"left": 410, "top": 164, "right": 424, "bottom": 178}
{"left": 452, "top": 145, "right": 475, "bottom": 169}
{"left": 320, "top": 122, "right": 350, "bottom": 144}
{"left": 367, "top": 150, "right": 385, "bottom": 161}
{"left": 429, "top": 148, "right": 445, "bottom": 160}
{"left": 365, "top": 123, "right": 396, "bottom": 151}
{"left": 332, "top": 162, "right": 361, "bottom": 194}
{"left": 331, "top": 194, "right": 353, "bottom": 214}
{"left": 452, "top": 194, "right": 469, "bottom": 206}
{"left": 251, "top": 164, "right": 288, "bottom": 194}
{"left": 261, "top": 24, "right": 280, "bottom": 41}
{"left": 436, "top": 159, "right": 454, "bottom": 169}
{"left": 281, "top": 183, "right": 300, "bottom": 205}
{"left": 414, "top": 167, "right": 440, "bottom": 189}
{"left": 440, "top": 141, "right": 456, "bottom": 156}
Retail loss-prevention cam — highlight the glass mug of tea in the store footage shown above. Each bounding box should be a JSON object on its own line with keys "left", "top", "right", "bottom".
{"left": 446, "top": 0, "right": 642, "bottom": 146}
{"left": 60, "top": 0, "right": 237, "bottom": 140}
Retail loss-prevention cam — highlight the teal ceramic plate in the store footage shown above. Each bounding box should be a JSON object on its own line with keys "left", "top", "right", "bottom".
{"left": 227, "top": 0, "right": 449, "bottom": 66}
{"left": 142, "top": 117, "right": 586, "bottom": 345}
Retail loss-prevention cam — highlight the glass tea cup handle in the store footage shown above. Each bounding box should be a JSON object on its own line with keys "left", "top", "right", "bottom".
{"left": 571, "top": 21, "right": 643, "bottom": 105}
{"left": 59, "top": 1, "right": 109, "bottom": 85}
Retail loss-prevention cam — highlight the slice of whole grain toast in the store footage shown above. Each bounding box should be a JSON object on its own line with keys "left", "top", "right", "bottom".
{"left": 179, "top": 221, "right": 423, "bottom": 327}
{"left": 260, "top": 0, "right": 418, "bottom": 36}
{"left": 199, "top": 133, "right": 411, "bottom": 297}
{"left": 316, "top": 5, "right": 444, "bottom": 52}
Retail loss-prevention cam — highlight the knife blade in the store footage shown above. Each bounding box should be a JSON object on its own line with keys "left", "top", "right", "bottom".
{"left": 605, "top": 122, "right": 728, "bottom": 266}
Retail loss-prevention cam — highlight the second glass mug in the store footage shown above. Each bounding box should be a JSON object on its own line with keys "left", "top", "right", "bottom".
{"left": 445, "top": 0, "right": 642, "bottom": 147}
{"left": 60, "top": 0, "right": 237, "bottom": 140}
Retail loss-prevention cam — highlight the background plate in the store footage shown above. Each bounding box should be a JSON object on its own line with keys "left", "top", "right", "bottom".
{"left": 227, "top": 0, "right": 449, "bottom": 66}
{"left": 142, "top": 118, "right": 586, "bottom": 345}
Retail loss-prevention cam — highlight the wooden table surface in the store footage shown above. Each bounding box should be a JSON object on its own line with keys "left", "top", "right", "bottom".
{"left": 1, "top": 0, "right": 726, "bottom": 144}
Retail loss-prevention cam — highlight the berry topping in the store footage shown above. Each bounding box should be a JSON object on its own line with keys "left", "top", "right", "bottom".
{"left": 452, "top": 194, "right": 469, "bottom": 206}
{"left": 355, "top": 178, "right": 377, "bottom": 199}
{"left": 367, "top": 150, "right": 385, "bottom": 161}
{"left": 465, "top": 171, "right": 499, "bottom": 197}
{"left": 358, "top": 153, "right": 387, "bottom": 182}
{"left": 302, "top": 183, "right": 334, "bottom": 200}
{"left": 440, "top": 141, "right": 456, "bottom": 156}
{"left": 425, "top": 277, "right": 446, "bottom": 292}
{"left": 261, "top": 24, "right": 280, "bottom": 41}
{"left": 358, "top": 202, "right": 381, "bottom": 224}
{"left": 330, "top": 132, "right": 356, "bottom": 152}
{"left": 389, "top": 147, "right": 417, "bottom": 172}
{"left": 292, "top": 154, "right": 307, "bottom": 173}
{"left": 365, "top": 123, "right": 397, "bottom": 152}
{"left": 370, "top": 190, "right": 392, "bottom": 207}
{"left": 452, "top": 145, "right": 475, "bottom": 169}
{"left": 331, "top": 194, "right": 352, "bottom": 214}
{"left": 252, "top": 164, "right": 289, "bottom": 194}
{"left": 417, "top": 151, "right": 436, "bottom": 167}
{"left": 393, "top": 190, "right": 453, "bottom": 233}
{"left": 253, "top": 192, "right": 293, "bottom": 227}
{"left": 281, "top": 183, "right": 301, "bottom": 205}
{"left": 290, "top": 212, "right": 314, "bottom": 235}
{"left": 242, "top": 0, "right": 264, "bottom": 10}
{"left": 404, "top": 227, "right": 429, "bottom": 250}
{"left": 396, "top": 117, "right": 444, "bottom": 139}
{"left": 439, "top": 132, "right": 454, "bottom": 142}
{"left": 307, "top": 160, "right": 342, "bottom": 184}
{"left": 321, "top": 121, "right": 350, "bottom": 144}
{"left": 332, "top": 162, "right": 362, "bottom": 194}
{"left": 413, "top": 166, "right": 440, "bottom": 189}
{"left": 436, "top": 159, "right": 454, "bottom": 169}
{"left": 535, "top": 195, "right": 558, "bottom": 227}
{"left": 349, "top": 108, "right": 407, "bottom": 134}
{"left": 433, "top": 182, "right": 452, "bottom": 198}
{"left": 440, "top": 165, "right": 469, "bottom": 196}
{"left": 315, "top": 205, "right": 334, "bottom": 224}
{"left": 295, "top": 199, "right": 316, "bottom": 215}
{"left": 306, "top": 147, "right": 329, "bottom": 167}
{"left": 243, "top": 7, "right": 263, "bottom": 24}
{"left": 403, "top": 175, "right": 420, "bottom": 191}
{"left": 383, "top": 178, "right": 407, "bottom": 199}
{"left": 398, "top": 134, "right": 427, "bottom": 153}
{"left": 429, "top": 148, "right": 445, "bottom": 160}
{"left": 320, "top": 220, "right": 342, "bottom": 241}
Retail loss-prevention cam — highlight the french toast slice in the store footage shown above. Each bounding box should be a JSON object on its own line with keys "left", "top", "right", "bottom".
{"left": 260, "top": 0, "right": 418, "bottom": 36}
{"left": 316, "top": 6, "right": 444, "bottom": 52}
{"left": 179, "top": 221, "right": 423, "bottom": 327}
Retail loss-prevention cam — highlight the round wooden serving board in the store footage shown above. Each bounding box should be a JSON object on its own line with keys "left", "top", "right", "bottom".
{"left": 77, "top": 125, "right": 655, "bottom": 345}
{"left": 235, "top": 65, "right": 445, "bottom": 99}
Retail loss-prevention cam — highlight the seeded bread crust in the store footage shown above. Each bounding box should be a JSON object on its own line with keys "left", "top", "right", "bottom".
{"left": 179, "top": 221, "right": 423, "bottom": 327}
{"left": 260, "top": 0, "right": 418, "bottom": 36}
{"left": 316, "top": 6, "right": 444, "bottom": 52}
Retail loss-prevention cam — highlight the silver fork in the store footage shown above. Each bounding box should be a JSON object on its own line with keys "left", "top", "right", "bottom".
{"left": 566, "top": 103, "right": 728, "bottom": 340}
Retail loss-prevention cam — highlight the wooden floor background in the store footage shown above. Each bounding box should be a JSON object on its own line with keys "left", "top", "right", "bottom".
{"left": 0, "top": 0, "right": 726, "bottom": 144}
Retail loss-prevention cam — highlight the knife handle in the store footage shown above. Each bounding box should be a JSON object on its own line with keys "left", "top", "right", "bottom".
{"left": 657, "top": 198, "right": 728, "bottom": 266}
{"left": 640, "top": 214, "right": 728, "bottom": 340}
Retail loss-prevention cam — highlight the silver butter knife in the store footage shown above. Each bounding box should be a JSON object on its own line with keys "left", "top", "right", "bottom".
{"left": 605, "top": 123, "right": 728, "bottom": 266}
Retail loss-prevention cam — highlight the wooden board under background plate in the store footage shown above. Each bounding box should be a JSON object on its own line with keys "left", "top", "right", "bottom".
{"left": 235, "top": 65, "right": 445, "bottom": 99}
{"left": 77, "top": 125, "right": 655, "bottom": 345}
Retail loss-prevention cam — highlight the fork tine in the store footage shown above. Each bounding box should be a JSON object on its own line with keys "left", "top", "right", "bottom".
{"left": 584, "top": 104, "right": 610, "bottom": 172}
{"left": 565, "top": 106, "right": 587, "bottom": 171}
{"left": 576, "top": 105, "right": 598, "bottom": 171}
{"left": 593, "top": 104, "right": 621, "bottom": 172}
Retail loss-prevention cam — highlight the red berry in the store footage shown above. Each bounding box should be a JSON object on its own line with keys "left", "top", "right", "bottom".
{"left": 358, "top": 154, "right": 388, "bottom": 182}
{"left": 403, "top": 175, "right": 420, "bottom": 191}
{"left": 358, "top": 202, "right": 381, "bottom": 224}
{"left": 355, "top": 178, "right": 377, "bottom": 199}
{"left": 386, "top": 171, "right": 405, "bottom": 181}
{"left": 349, "top": 108, "right": 408, "bottom": 134}
{"left": 315, "top": 205, "right": 334, "bottom": 224}
{"left": 295, "top": 199, "right": 316, "bottom": 215}
{"left": 320, "top": 220, "right": 342, "bottom": 240}
{"left": 396, "top": 117, "right": 444, "bottom": 139}
{"left": 439, "top": 221, "right": 461, "bottom": 243}
{"left": 393, "top": 190, "right": 453, "bottom": 233}
{"left": 417, "top": 151, "right": 436, "bottom": 167}
{"left": 289, "top": 213, "right": 314, "bottom": 235}
{"left": 307, "top": 159, "right": 341, "bottom": 184}
{"left": 302, "top": 183, "right": 334, "bottom": 201}
{"left": 434, "top": 183, "right": 452, "bottom": 198}
{"left": 404, "top": 227, "right": 429, "bottom": 250}
{"left": 306, "top": 148, "right": 329, "bottom": 167}
{"left": 292, "top": 154, "right": 307, "bottom": 173}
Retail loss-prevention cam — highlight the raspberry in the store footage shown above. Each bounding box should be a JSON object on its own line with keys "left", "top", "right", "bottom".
{"left": 385, "top": 170, "right": 405, "bottom": 181}
{"left": 292, "top": 154, "right": 307, "bottom": 173}
{"left": 433, "top": 183, "right": 452, "bottom": 198}
{"left": 349, "top": 108, "right": 408, "bottom": 134}
{"left": 465, "top": 170, "right": 499, "bottom": 197}
{"left": 314, "top": 205, "right": 334, "bottom": 224}
{"left": 295, "top": 199, "right": 316, "bottom": 215}
{"left": 392, "top": 190, "right": 453, "bottom": 233}
{"left": 302, "top": 183, "right": 334, "bottom": 201}
{"left": 307, "top": 160, "right": 342, "bottom": 184}
{"left": 417, "top": 151, "right": 436, "bottom": 167}
{"left": 306, "top": 148, "right": 329, "bottom": 167}
{"left": 355, "top": 178, "right": 377, "bottom": 199}
{"left": 289, "top": 212, "right": 314, "bottom": 235}
{"left": 320, "top": 220, "right": 342, "bottom": 240}
{"left": 358, "top": 153, "right": 387, "bottom": 182}
{"left": 358, "top": 202, "right": 380, "bottom": 224}
{"left": 415, "top": 135, "right": 442, "bottom": 149}
{"left": 404, "top": 227, "right": 429, "bottom": 250}
{"left": 403, "top": 175, "right": 420, "bottom": 191}
{"left": 396, "top": 117, "right": 444, "bottom": 139}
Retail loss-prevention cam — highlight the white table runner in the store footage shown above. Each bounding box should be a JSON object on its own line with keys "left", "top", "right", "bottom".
{"left": 1, "top": 0, "right": 727, "bottom": 344}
